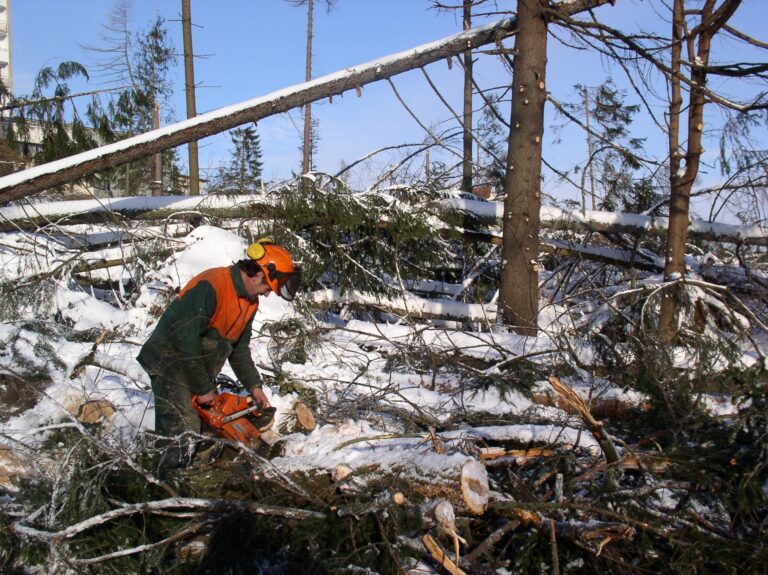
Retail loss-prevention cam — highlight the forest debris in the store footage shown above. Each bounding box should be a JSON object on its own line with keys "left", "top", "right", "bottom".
{"left": 511, "top": 507, "right": 543, "bottom": 527}
{"left": 621, "top": 453, "right": 672, "bottom": 474}
{"left": 531, "top": 390, "right": 651, "bottom": 418}
{"left": 460, "top": 459, "right": 489, "bottom": 515}
{"left": 428, "top": 426, "right": 446, "bottom": 454}
{"left": 332, "top": 464, "right": 353, "bottom": 482}
{"left": 574, "top": 452, "right": 673, "bottom": 482}
{"left": 69, "top": 329, "right": 110, "bottom": 380}
{"left": 422, "top": 534, "right": 467, "bottom": 575}
{"left": 13, "top": 497, "right": 326, "bottom": 543}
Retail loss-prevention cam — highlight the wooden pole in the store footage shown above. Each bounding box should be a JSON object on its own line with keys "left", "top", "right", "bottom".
{"left": 181, "top": 0, "right": 201, "bottom": 195}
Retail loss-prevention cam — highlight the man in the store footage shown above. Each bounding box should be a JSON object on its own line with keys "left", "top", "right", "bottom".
{"left": 138, "top": 237, "right": 300, "bottom": 471}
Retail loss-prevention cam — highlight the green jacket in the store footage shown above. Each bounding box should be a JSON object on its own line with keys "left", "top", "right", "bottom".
{"left": 137, "top": 265, "right": 262, "bottom": 395}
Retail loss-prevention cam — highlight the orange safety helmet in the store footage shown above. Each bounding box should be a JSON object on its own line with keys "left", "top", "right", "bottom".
{"left": 246, "top": 238, "right": 301, "bottom": 301}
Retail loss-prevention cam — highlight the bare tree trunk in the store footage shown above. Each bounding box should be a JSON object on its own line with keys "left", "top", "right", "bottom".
{"left": 302, "top": 0, "right": 314, "bottom": 175}
{"left": 151, "top": 102, "right": 162, "bottom": 196}
{"left": 182, "top": 0, "right": 200, "bottom": 195}
{"left": 461, "top": 0, "right": 473, "bottom": 192}
{"left": 659, "top": 0, "right": 741, "bottom": 342}
{"left": 498, "top": 0, "right": 548, "bottom": 335}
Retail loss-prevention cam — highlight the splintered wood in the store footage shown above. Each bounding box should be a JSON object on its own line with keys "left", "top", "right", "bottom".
{"left": 479, "top": 446, "right": 554, "bottom": 461}
{"left": 422, "top": 534, "right": 466, "bottom": 575}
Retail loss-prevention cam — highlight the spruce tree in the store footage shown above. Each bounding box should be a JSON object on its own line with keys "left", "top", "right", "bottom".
{"left": 3, "top": 61, "right": 100, "bottom": 165}
{"left": 210, "top": 125, "right": 264, "bottom": 194}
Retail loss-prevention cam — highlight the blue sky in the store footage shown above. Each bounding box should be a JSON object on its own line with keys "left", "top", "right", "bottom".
{"left": 9, "top": 0, "right": 767, "bottom": 209}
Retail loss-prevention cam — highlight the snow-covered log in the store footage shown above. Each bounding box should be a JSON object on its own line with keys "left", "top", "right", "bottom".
{"left": 0, "top": 194, "right": 271, "bottom": 229}
{"left": 444, "top": 198, "right": 768, "bottom": 245}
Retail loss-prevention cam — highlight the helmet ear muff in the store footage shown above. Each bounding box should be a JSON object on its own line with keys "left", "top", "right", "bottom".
{"left": 246, "top": 237, "right": 274, "bottom": 261}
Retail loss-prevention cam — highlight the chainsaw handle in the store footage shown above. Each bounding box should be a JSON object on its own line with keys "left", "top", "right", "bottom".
{"left": 191, "top": 394, "right": 214, "bottom": 409}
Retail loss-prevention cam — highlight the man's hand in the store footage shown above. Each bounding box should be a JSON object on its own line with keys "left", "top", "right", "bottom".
{"left": 250, "top": 387, "right": 271, "bottom": 408}
{"left": 196, "top": 390, "right": 216, "bottom": 406}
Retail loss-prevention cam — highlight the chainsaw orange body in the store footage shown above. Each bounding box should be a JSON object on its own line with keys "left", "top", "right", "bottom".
{"left": 192, "top": 392, "right": 275, "bottom": 446}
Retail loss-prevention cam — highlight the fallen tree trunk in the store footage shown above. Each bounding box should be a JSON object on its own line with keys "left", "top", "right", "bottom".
{"left": 4, "top": 195, "right": 758, "bottom": 268}
{"left": 443, "top": 198, "right": 768, "bottom": 246}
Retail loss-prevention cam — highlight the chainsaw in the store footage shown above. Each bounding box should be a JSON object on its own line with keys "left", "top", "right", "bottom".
{"left": 192, "top": 391, "right": 276, "bottom": 446}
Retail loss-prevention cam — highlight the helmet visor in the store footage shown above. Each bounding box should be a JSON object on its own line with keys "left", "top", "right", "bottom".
{"left": 266, "top": 265, "right": 302, "bottom": 301}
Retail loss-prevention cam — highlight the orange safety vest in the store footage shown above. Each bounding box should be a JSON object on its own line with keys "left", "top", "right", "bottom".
{"left": 178, "top": 267, "right": 258, "bottom": 342}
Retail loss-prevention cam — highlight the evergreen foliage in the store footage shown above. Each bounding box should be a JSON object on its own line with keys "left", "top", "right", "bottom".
{"left": 298, "top": 114, "right": 321, "bottom": 174}
{"left": 209, "top": 124, "right": 264, "bottom": 195}
{"left": 560, "top": 80, "right": 664, "bottom": 214}
{"left": 0, "top": 15, "right": 180, "bottom": 196}
{"left": 2, "top": 62, "right": 101, "bottom": 166}
{"left": 269, "top": 175, "right": 460, "bottom": 298}
{"left": 101, "top": 16, "right": 179, "bottom": 195}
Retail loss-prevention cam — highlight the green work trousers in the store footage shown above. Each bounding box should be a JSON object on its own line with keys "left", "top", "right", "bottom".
{"left": 150, "top": 366, "right": 202, "bottom": 472}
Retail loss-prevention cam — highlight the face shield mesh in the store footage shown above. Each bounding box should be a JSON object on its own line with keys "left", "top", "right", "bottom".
{"left": 265, "top": 264, "right": 301, "bottom": 301}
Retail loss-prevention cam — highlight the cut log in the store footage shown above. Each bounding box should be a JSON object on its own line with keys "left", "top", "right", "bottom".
{"left": 0, "top": 448, "right": 35, "bottom": 492}
{"left": 76, "top": 400, "right": 117, "bottom": 424}
{"left": 278, "top": 401, "right": 317, "bottom": 435}
{"left": 460, "top": 459, "right": 489, "bottom": 516}
{"left": 294, "top": 401, "right": 316, "bottom": 432}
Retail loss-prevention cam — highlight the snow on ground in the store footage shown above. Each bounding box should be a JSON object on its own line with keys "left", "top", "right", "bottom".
{"left": 0, "top": 224, "right": 749, "bottom": 490}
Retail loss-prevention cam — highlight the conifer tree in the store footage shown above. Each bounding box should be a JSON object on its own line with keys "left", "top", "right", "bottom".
{"left": 210, "top": 125, "right": 264, "bottom": 194}
{"left": 2, "top": 61, "right": 100, "bottom": 165}
{"left": 87, "top": 7, "right": 178, "bottom": 195}
{"left": 561, "top": 80, "right": 658, "bottom": 213}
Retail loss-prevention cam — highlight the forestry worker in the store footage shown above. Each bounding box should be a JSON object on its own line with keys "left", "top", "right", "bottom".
{"left": 138, "top": 238, "right": 300, "bottom": 471}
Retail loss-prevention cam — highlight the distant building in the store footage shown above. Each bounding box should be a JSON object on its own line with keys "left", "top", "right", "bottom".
{"left": 0, "top": 0, "right": 11, "bottom": 95}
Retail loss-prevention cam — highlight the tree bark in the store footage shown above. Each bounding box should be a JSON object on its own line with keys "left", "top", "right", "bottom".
{"left": 498, "top": 0, "right": 548, "bottom": 335}
{"left": 182, "top": 0, "right": 201, "bottom": 195}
